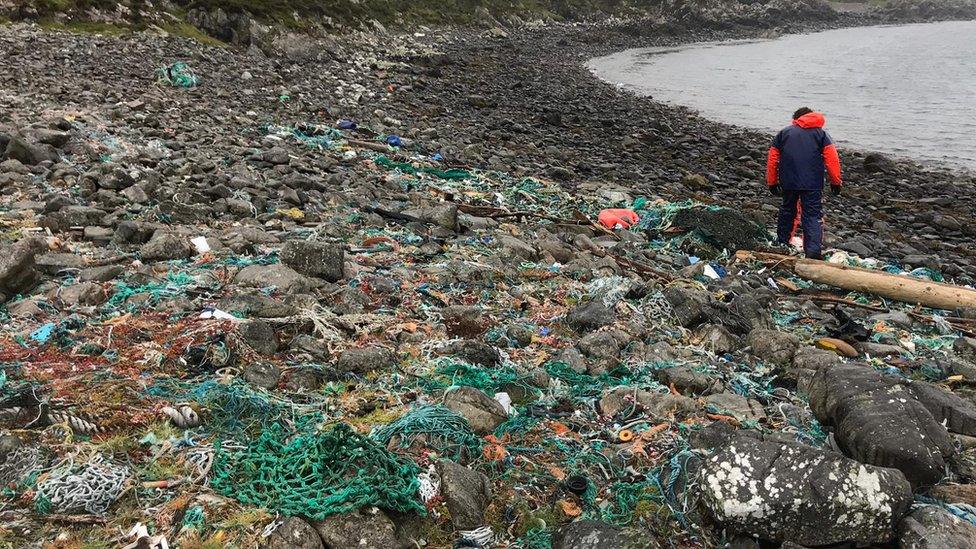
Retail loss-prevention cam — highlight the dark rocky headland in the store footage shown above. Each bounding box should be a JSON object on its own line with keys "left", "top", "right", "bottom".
{"left": 2, "top": 0, "right": 976, "bottom": 547}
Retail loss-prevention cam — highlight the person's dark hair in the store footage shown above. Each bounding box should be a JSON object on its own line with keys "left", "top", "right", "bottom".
{"left": 793, "top": 107, "right": 814, "bottom": 120}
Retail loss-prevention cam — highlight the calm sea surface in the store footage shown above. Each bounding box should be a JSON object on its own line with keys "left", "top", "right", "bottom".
{"left": 588, "top": 21, "right": 976, "bottom": 170}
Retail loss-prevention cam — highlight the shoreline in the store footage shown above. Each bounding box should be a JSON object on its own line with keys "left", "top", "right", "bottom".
{"left": 583, "top": 20, "right": 976, "bottom": 174}
{"left": 375, "top": 14, "right": 976, "bottom": 280}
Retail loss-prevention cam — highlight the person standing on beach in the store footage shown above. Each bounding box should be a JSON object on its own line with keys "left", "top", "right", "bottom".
{"left": 765, "top": 107, "right": 843, "bottom": 260}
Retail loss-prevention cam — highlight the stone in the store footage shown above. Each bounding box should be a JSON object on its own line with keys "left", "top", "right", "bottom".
{"left": 577, "top": 331, "right": 621, "bottom": 360}
{"left": 3, "top": 136, "right": 57, "bottom": 165}
{"left": 906, "top": 381, "right": 976, "bottom": 437}
{"left": 336, "top": 347, "right": 397, "bottom": 375}
{"left": 313, "top": 508, "right": 398, "bottom": 549}
{"left": 897, "top": 505, "right": 976, "bottom": 548}
{"left": 283, "top": 367, "right": 323, "bottom": 392}
{"left": 600, "top": 386, "right": 696, "bottom": 418}
{"left": 235, "top": 264, "right": 312, "bottom": 294}
{"left": 58, "top": 281, "right": 107, "bottom": 307}
{"left": 704, "top": 393, "right": 766, "bottom": 423}
{"left": 656, "top": 365, "right": 723, "bottom": 396}
{"left": 79, "top": 265, "right": 124, "bottom": 282}
{"left": 746, "top": 328, "right": 799, "bottom": 366}
{"left": 702, "top": 433, "right": 912, "bottom": 546}
{"left": 495, "top": 234, "right": 537, "bottom": 260}
{"left": 265, "top": 516, "right": 323, "bottom": 549}
{"left": 437, "top": 340, "right": 501, "bottom": 368}
{"left": 552, "top": 520, "right": 627, "bottom": 549}
{"left": 140, "top": 232, "right": 192, "bottom": 262}
{"left": 437, "top": 459, "right": 491, "bottom": 530}
{"left": 443, "top": 386, "right": 507, "bottom": 435}
{"left": 243, "top": 361, "right": 281, "bottom": 389}
{"left": 694, "top": 324, "right": 739, "bottom": 355}
{"left": 663, "top": 286, "right": 714, "bottom": 328}
{"left": 931, "top": 484, "right": 976, "bottom": 507}
{"left": 864, "top": 152, "right": 898, "bottom": 174}
{"left": 441, "top": 305, "right": 485, "bottom": 338}
{"left": 236, "top": 320, "right": 278, "bottom": 355}
{"left": 565, "top": 300, "right": 614, "bottom": 333}
{"left": 808, "top": 362, "right": 954, "bottom": 489}
{"left": 279, "top": 240, "right": 344, "bottom": 282}
{"left": 0, "top": 237, "right": 46, "bottom": 302}
{"left": 956, "top": 337, "right": 976, "bottom": 361}
{"left": 869, "top": 311, "right": 915, "bottom": 330}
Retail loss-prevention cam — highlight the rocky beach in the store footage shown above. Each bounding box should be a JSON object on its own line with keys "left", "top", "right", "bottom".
{"left": 2, "top": 1, "right": 976, "bottom": 547}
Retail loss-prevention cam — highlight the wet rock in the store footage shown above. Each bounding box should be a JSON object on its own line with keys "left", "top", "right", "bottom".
{"left": 336, "top": 347, "right": 397, "bottom": 375}
{"left": 313, "top": 508, "right": 398, "bottom": 549}
{"left": 809, "top": 362, "right": 954, "bottom": 489}
{"left": 704, "top": 393, "right": 766, "bottom": 423}
{"left": 506, "top": 324, "right": 535, "bottom": 347}
{"left": 235, "top": 264, "right": 312, "bottom": 294}
{"left": 656, "top": 365, "right": 723, "bottom": 396}
{"left": 236, "top": 320, "right": 278, "bottom": 355}
{"left": 955, "top": 337, "right": 976, "bottom": 361}
{"left": 789, "top": 346, "right": 840, "bottom": 390}
{"left": 897, "top": 505, "right": 976, "bottom": 548}
{"left": 0, "top": 435, "right": 23, "bottom": 462}
{"left": 441, "top": 305, "right": 486, "bottom": 338}
{"left": 443, "top": 386, "right": 507, "bottom": 435}
{"left": 218, "top": 294, "right": 296, "bottom": 318}
{"left": 243, "top": 361, "right": 281, "bottom": 389}
{"left": 495, "top": 234, "right": 537, "bottom": 260}
{"left": 746, "top": 328, "right": 799, "bottom": 366}
{"left": 437, "top": 340, "right": 501, "bottom": 368}
{"left": 280, "top": 240, "right": 344, "bottom": 282}
{"left": 702, "top": 433, "right": 912, "bottom": 545}
{"left": 864, "top": 152, "right": 898, "bottom": 174}
{"left": 0, "top": 237, "right": 46, "bottom": 302}
{"left": 265, "top": 516, "right": 323, "bottom": 549}
{"left": 437, "top": 459, "right": 491, "bottom": 530}
{"left": 671, "top": 207, "right": 767, "bottom": 253}
{"left": 553, "top": 520, "right": 627, "bottom": 549}
{"left": 140, "top": 232, "right": 192, "bottom": 262}
{"left": 565, "top": 300, "right": 614, "bottom": 333}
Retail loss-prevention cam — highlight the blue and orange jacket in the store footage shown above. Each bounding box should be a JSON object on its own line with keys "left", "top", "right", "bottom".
{"left": 766, "top": 112, "right": 842, "bottom": 191}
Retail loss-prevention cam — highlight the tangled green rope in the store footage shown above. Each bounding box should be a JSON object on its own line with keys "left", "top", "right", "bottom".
{"left": 155, "top": 62, "right": 198, "bottom": 88}
{"left": 372, "top": 405, "right": 483, "bottom": 461}
{"left": 211, "top": 422, "right": 423, "bottom": 520}
{"left": 375, "top": 156, "right": 471, "bottom": 181}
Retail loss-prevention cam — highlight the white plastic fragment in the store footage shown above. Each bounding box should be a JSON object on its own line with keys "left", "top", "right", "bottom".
{"left": 199, "top": 307, "right": 236, "bottom": 320}
{"left": 494, "top": 392, "right": 513, "bottom": 415}
{"left": 191, "top": 236, "right": 210, "bottom": 254}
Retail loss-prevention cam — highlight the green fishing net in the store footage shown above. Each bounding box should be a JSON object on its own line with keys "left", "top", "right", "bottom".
{"left": 211, "top": 422, "right": 423, "bottom": 520}
{"left": 372, "top": 405, "right": 483, "bottom": 461}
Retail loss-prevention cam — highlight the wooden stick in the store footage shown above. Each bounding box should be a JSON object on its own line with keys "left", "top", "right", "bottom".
{"left": 737, "top": 250, "right": 976, "bottom": 311}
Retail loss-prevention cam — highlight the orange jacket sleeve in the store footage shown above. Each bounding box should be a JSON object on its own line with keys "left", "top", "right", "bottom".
{"left": 766, "top": 146, "right": 780, "bottom": 185}
{"left": 822, "top": 144, "right": 842, "bottom": 185}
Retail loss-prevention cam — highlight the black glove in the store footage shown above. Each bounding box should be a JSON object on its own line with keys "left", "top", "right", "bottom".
{"left": 768, "top": 184, "right": 782, "bottom": 196}
{"left": 831, "top": 184, "right": 841, "bottom": 196}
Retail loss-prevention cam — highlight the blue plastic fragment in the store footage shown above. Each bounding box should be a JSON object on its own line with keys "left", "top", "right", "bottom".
{"left": 30, "top": 323, "right": 55, "bottom": 344}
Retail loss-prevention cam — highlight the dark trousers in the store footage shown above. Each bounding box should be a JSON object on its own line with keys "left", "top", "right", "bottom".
{"left": 777, "top": 189, "right": 823, "bottom": 259}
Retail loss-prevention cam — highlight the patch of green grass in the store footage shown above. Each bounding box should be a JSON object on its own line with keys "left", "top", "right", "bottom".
{"left": 39, "top": 19, "right": 133, "bottom": 35}
{"left": 162, "top": 21, "right": 227, "bottom": 46}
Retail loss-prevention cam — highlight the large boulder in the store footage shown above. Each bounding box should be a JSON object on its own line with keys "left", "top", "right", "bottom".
{"left": 3, "top": 136, "right": 58, "bottom": 165}
{"left": 140, "top": 232, "right": 192, "bottom": 262}
{"left": 441, "top": 305, "right": 486, "bottom": 338}
{"left": 437, "top": 340, "right": 501, "bottom": 368}
{"left": 702, "top": 433, "right": 912, "bottom": 545}
{"left": 663, "top": 287, "right": 714, "bottom": 328}
{"left": 905, "top": 381, "right": 976, "bottom": 437}
{"left": 0, "top": 237, "right": 47, "bottom": 302}
{"left": 437, "top": 459, "right": 491, "bottom": 530}
{"left": 443, "top": 386, "right": 507, "bottom": 435}
{"left": 656, "top": 365, "right": 723, "bottom": 396}
{"left": 280, "top": 240, "right": 344, "bottom": 282}
{"left": 897, "top": 505, "right": 976, "bottom": 548}
{"left": 808, "top": 362, "right": 954, "bottom": 489}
